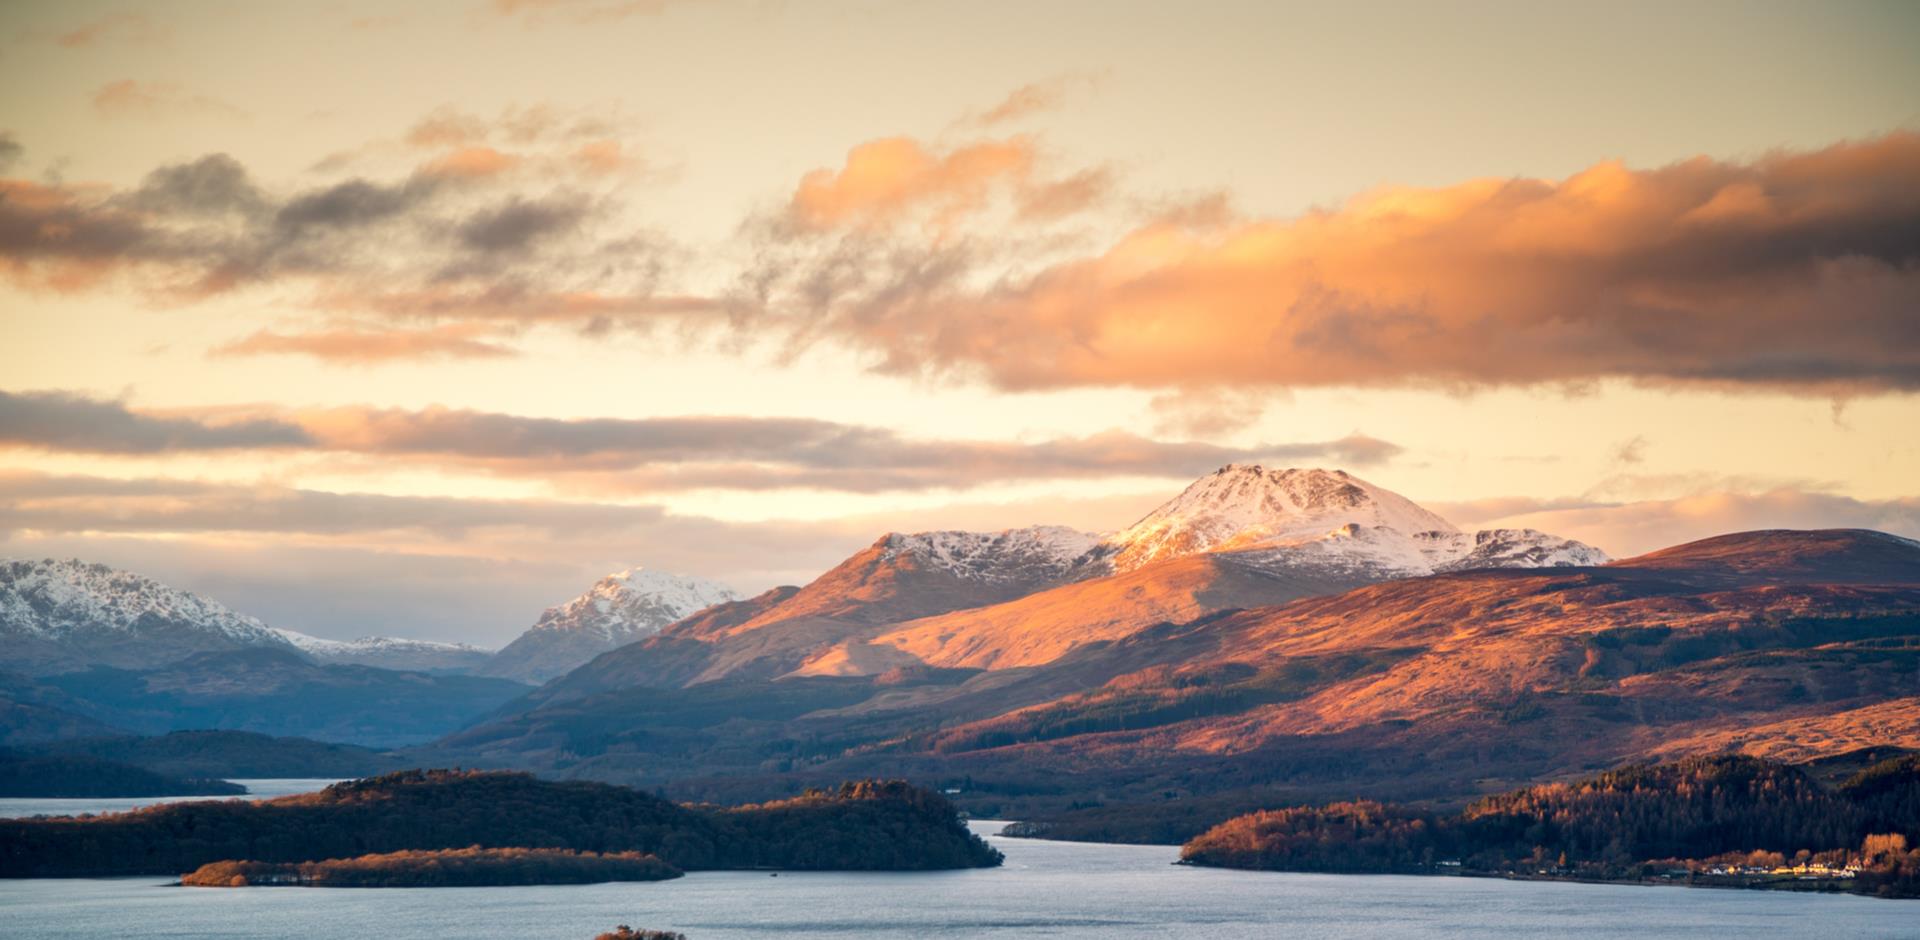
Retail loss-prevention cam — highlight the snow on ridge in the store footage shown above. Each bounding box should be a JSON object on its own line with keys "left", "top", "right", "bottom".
{"left": 0, "top": 557, "right": 289, "bottom": 646}
{"left": 530, "top": 567, "right": 742, "bottom": 643}
{"left": 881, "top": 525, "right": 1101, "bottom": 583}
{"left": 273, "top": 628, "right": 489, "bottom": 655}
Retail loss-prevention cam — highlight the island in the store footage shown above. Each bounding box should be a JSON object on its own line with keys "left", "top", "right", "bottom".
{"left": 0, "top": 769, "right": 1002, "bottom": 878}
{"left": 1179, "top": 754, "right": 1920, "bottom": 898}
{"left": 182, "top": 846, "right": 681, "bottom": 887}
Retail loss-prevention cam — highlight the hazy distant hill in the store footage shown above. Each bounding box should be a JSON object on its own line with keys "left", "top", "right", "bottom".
{"left": 27, "top": 647, "right": 529, "bottom": 748}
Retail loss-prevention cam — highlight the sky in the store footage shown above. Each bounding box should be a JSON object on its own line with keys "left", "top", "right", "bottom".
{"left": 1, "top": 0, "right": 1917, "bottom": 645}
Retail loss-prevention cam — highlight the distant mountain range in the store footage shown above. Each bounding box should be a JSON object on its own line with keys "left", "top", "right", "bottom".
{"left": 10, "top": 464, "right": 1918, "bottom": 836}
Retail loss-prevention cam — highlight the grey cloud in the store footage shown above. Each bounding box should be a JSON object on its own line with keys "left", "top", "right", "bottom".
{"left": 274, "top": 177, "right": 438, "bottom": 233}
{"left": 0, "top": 143, "right": 680, "bottom": 331}
{"left": 457, "top": 195, "right": 590, "bottom": 253}
{"left": 0, "top": 133, "right": 21, "bottom": 173}
{"left": 0, "top": 390, "right": 311, "bottom": 453}
{"left": 123, "top": 154, "right": 266, "bottom": 217}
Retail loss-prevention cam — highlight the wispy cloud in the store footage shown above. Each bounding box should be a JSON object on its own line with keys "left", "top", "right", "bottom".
{"left": 91, "top": 80, "right": 247, "bottom": 119}
{"left": 54, "top": 11, "right": 165, "bottom": 48}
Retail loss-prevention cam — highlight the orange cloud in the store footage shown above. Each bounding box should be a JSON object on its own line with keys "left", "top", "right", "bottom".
{"left": 572, "top": 140, "right": 629, "bottom": 175}
{"left": 420, "top": 146, "right": 521, "bottom": 179}
{"left": 212, "top": 324, "right": 520, "bottom": 362}
{"left": 758, "top": 133, "right": 1920, "bottom": 394}
{"left": 787, "top": 137, "right": 1036, "bottom": 229}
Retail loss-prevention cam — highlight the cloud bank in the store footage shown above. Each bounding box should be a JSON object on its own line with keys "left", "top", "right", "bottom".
{"left": 0, "top": 389, "right": 1398, "bottom": 492}
{"left": 746, "top": 132, "right": 1920, "bottom": 395}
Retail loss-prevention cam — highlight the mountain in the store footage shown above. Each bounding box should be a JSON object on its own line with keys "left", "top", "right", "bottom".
{"left": 0, "top": 558, "right": 493, "bottom": 679}
{"left": 423, "top": 528, "right": 1920, "bottom": 844}
{"left": 519, "top": 467, "right": 1601, "bottom": 696}
{"left": 521, "top": 526, "right": 1109, "bottom": 696}
{"left": 480, "top": 568, "right": 743, "bottom": 683}
{"left": 274, "top": 629, "right": 493, "bottom": 674}
{"left": 0, "top": 559, "right": 297, "bottom": 675}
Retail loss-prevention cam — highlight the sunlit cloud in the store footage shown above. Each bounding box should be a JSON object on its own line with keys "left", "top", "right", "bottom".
{"left": 744, "top": 132, "right": 1920, "bottom": 396}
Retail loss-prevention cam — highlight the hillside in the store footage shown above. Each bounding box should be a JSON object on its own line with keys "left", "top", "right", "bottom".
{"left": 20, "top": 730, "right": 403, "bottom": 779}
{"left": 0, "top": 769, "right": 1000, "bottom": 877}
{"left": 1180, "top": 753, "right": 1920, "bottom": 898}
{"left": 0, "top": 753, "right": 246, "bottom": 798}
{"left": 27, "top": 648, "right": 530, "bottom": 748}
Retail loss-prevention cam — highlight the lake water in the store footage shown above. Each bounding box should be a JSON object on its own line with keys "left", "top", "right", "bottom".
{"left": 0, "top": 779, "right": 345, "bottom": 819}
{"left": 1, "top": 786, "right": 1915, "bottom": 939}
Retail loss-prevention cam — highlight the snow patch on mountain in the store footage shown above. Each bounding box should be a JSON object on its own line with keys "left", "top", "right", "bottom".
{"left": 880, "top": 526, "right": 1101, "bottom": 584}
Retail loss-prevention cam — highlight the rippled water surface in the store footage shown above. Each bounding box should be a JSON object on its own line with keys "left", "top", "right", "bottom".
{"left": 2, "top": 789, "right": 1915, "bottom": 939}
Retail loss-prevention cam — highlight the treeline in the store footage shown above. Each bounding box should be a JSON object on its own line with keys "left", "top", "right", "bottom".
{"left": 182, "top": 846, "right": 681, "bottom": 887}
{"left": 722, "top": 780, "right": 1002, "bottom": 870}
{"left": 0, "top": 752, "right": 244, "bottom": 798}
{"left": 0, "top": 769, "right": 1000, "bottom": 877}
{"left": 1180, "top": 754, "right": 1920, "bottom": 897}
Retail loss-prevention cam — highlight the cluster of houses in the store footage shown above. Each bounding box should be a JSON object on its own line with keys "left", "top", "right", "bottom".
{"left": 1699, "top": 861, "right": 1860, "bottom": 879}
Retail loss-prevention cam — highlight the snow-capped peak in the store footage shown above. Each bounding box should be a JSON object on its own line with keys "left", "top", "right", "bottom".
{"left": 529, "top": 567, "right": 741, "bottom": 643}
{"left": 1104, "top": 466, "right": 1460, "bottom": 572}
